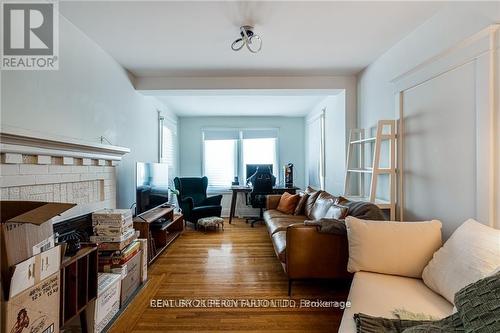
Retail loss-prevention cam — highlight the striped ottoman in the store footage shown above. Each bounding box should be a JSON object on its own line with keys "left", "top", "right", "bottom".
{"left": 197, "top": 216, "right": 224, "bottom": 232}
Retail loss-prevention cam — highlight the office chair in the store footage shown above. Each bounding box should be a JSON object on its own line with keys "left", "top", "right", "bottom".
{"left": 246, "top": 169, "right": 274, "bottom": 227}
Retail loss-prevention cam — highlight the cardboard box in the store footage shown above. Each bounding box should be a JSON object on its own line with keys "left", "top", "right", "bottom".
{"left": 3, "top": 273, "right": 60, "bottom": 333}
{"left": 119, "top": 250, "right": 142, "bottom": 306}
{"left": 6, "top": 245, "right": 62, "bottom": 299}
{"left": 136, "top": 239, "right": 148, "bottom": 283}
{"left": 86, "top": 273, "right": 121, "bottom": 333}
{"left": 0, "top": 201, "right": 75, "bottom": 284}
{"left": 1, "top": 246, "right": 62, "bottom": 333}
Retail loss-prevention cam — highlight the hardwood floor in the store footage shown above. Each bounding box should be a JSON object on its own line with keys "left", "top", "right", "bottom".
{"left": 108, "top": 219, "right": 350, "bottom": 333}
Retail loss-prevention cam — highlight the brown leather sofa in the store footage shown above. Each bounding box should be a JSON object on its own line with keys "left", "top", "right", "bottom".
{"left": 264, "top": 189, "right": 385, "bottom": 295}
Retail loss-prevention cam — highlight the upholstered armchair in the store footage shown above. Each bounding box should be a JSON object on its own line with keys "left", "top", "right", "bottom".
{"left": 173, "top": 177, "right": 223, "bottom": 229}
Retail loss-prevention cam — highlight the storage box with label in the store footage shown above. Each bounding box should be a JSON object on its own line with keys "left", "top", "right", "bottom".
{"left": 1, "top": 245, "right": 62, "bottom": 333}
{"left": 0, "top": 201, "right": 75, "bottom": 282}
{"left": 136, "top": 239, "right": 148, "bottom": 283}
{"left": 119, "top": 250, "right": 142, "bottom": 306}
{"left": 86, "top": 273, "right": 121, "bottom": 333}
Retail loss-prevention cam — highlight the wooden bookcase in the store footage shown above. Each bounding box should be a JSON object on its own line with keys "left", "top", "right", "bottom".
{"left": 60, "top": 245, "right": 98, "bottom": 329}
{"left": 133, "top": 207, "right": 184, "bottom": 265}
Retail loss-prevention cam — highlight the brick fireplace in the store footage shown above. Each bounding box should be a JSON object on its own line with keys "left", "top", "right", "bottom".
{"left": 0, "top": 128, "right": 130, "bottom": 222}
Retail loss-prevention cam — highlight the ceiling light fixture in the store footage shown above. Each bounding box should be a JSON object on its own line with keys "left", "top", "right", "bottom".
{"left": 231, "top": 25, "right": 262, "bottom": 53}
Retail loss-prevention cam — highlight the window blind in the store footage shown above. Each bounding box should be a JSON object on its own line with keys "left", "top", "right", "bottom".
{"left": 203, "top": 139, "right": 237, "bottom": 189}
{"left": 203, "top": 129, "right": 240, "bottom": 141}
{"left": 160, "top": 117, "right": 178, "bottom": 184}
{"left": 241, "top": 128, "right": 278, "bottom": 140}
{"left": 203, "top": 128, "right": 279, "bottom": 189}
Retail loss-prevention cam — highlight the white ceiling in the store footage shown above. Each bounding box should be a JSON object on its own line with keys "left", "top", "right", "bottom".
{"left": 156, "top": 90, "right": 336, "bottom": 117}
{"left": 59, "top": 1, "right": 444, "bottom": 77}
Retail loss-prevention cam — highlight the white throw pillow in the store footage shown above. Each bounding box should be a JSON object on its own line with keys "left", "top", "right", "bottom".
{"left": 422, "top": 219, "right": 500, "bottom": 304}
{"left": 345, "top": 216, "right": 442, "bottom": 278}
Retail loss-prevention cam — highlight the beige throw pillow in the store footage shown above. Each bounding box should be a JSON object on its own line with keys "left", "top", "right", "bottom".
{"left": 421, "top": 219, "right": 500, "bottom": 304}
{"left": 345, "top": 216, "right": 442, "bottom": 278}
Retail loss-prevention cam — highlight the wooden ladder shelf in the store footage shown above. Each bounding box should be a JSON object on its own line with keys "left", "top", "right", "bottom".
{"left": 344, "top": 120, "right": 397, "bottom": 220}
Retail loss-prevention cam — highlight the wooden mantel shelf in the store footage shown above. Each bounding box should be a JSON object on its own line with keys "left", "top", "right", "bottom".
{"left": 0, "top": 125, "right": 130, "bottom": 161}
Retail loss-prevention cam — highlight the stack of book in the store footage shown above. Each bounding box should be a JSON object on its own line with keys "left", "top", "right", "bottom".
{"left": 91, "top": 209, "right": 134, "bottom": 243}
{"left": 90, "top": 209, "right": 138, "bottom": 273}
{"left": 98, "top": 240, "right": 140, "bottom": 273}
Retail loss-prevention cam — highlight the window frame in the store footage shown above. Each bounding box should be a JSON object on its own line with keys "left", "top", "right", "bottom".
{"left": 202, "top": 127, "right": 280, "bottom": 191}
{"left": 158, "top": 112, "right": 178, "bottom": 185}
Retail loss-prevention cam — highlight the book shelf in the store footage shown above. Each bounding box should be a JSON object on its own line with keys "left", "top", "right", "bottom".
{"left": 60, "top": 245, "right": 98, "bottom": 330}
{"left": 133, "top": 206, "right": 184, "bottom": 265}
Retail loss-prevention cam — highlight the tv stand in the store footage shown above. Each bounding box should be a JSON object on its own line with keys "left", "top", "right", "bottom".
{"left": 133, "top": 207, "right": 183, "bottom": 265}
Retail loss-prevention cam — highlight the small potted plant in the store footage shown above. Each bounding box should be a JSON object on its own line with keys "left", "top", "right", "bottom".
{"left": 168, "top": 186, "right": 181, "bottom": 213}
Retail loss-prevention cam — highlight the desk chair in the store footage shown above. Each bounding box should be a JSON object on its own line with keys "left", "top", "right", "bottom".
{"left": 246, "top": 172, "right": 274, "bottom": 227}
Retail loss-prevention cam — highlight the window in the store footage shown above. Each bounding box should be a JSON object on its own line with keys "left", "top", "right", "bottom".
{"left": 161, "top": 126, "right": 174, "bottom": 166}
{"left": 203, "top": 139, "right": 238, "bottom": 189}
{"left": 242, "top": 138, "right": 277, "bottom": 178}
{"left": 159, "top": 115, "right": 178, "bottom": 184}
{"left": 203, "top": 128, "right": 278, "bottom": 190}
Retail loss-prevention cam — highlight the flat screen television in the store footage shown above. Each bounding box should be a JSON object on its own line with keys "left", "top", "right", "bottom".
{"left": 136, "top": 162, "right": 169, "bottom": 215}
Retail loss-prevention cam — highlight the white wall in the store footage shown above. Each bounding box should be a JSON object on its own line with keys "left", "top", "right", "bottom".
{"left": 358, "top": 2, "right": 499, "bottom": 127}
{"left": 305, "top": 92, "right": 349, "bottom": 196}
{"left": 357, "top": 2, "right": 500, "bottom": 236}
{"left": 1, "top": 15, "right": 176, "bottom": 210}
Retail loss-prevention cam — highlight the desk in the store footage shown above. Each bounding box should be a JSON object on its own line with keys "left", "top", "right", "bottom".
{"left": 228, "top": 186, "right": 300, "bottom": 224}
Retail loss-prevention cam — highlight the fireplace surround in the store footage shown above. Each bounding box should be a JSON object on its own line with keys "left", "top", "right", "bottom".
{"left": 0, "top": 127, "right": 130, "bottom": 223}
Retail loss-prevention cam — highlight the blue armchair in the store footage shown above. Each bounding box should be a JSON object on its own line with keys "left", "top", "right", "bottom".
{"left": 173, "top": 177, "right": 223, "bottom": 229}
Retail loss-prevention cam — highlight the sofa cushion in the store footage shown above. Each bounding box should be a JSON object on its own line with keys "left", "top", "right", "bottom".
{"left": 309, "top": 191, "right": 336, "bottom": 220}
{"left": 294, "top": 192, "right": 309, "bottom": 216}
{"left": 276, "top": 192, "right": 300, "bottom": 214}
{"left": 345, "top": 217, "right": 442, "bottom": 278}
{"left": 266, "top": 216, "right": 305, "bottom": 235}
{"left": 304, "top": 187, "right": 322, "bottom": 218}
{"left": 338, "top": 271, "right": 453, "bottom": 333}
{"left": 263, "top": 209, "right": 290, "bottom": 221}
{"left": 324, "top": 204, "right": 349, "bottom": 220}
{"left": 271, "top": 231, "right": 287, "bottom": 263}
{"left": 422, "top": 219, "right": 500, "bottom": 305}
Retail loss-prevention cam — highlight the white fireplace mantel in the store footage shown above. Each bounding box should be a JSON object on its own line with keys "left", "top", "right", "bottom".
{"left": 0, "top": 126, "right": 130, "bottom": 222}
{"left": 0, "top": 126, "right": 130, "bottom": 162}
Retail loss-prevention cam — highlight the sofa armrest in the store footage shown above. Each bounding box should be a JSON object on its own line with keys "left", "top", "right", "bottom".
{"left": 179, "top": 196, "right": 194, "bottom": 210}
{"left": 266, "top": 195, "right": 282, "bottom": 210}
{"left": 285, "top": 224, "right": 351, "bottom": 279}
{"left": 203, "top": 194, "right": 223, "bottom": 206}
